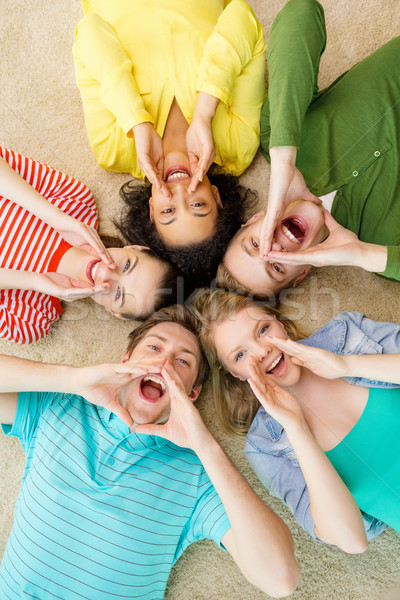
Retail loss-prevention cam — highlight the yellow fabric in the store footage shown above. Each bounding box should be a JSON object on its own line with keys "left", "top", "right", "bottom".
{"left": 73, "top": 0, "right": 266, "bottom": 178}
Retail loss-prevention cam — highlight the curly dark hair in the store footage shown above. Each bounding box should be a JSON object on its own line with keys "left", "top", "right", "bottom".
{"left": 114, "top": 174, "right": 257, "bottom": 298}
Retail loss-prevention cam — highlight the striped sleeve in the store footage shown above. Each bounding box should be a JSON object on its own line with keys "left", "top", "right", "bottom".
{"left": 0, "top": 146, "right": 98, "bottom": 229}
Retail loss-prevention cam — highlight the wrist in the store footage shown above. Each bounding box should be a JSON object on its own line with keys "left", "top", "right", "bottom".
{"left": 358, "top": 242, "right": 388, "bottom": 273}
{"left": 190, "top": 426, "right": 217, "bottom": 457}
{"left": 193, "top": 92, "right": 219, "bottom": 122}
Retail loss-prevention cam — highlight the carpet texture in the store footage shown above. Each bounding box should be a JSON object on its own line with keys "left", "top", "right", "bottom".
{"left": 1, "top": 1, "right": 399, "bottom": 598}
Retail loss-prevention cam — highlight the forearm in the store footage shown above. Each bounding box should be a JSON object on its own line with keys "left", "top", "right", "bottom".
{"left": 344, "top": 354, "right": 400, "bottom": 384}
{"left": 288, "top": 425, "right": 367, "bottom": 553}
{"left": 194, "top": 432, "right": 299, "bottom": 596}
{"left": 0, "top": 269, "right": 47, "bottom": 293}
{"left": 192, "top": 92, "right": 220, "bottom": 124}
{"left": 0, "top": 157, "right": 63, "bottom": 228}
{"left": 0, "top": 355, "right": 75, "bottom": 393}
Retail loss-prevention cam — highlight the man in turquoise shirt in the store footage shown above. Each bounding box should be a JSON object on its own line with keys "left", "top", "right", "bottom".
{"left": 0, "top": 306, "right": 298, "bottom": 600}
{"left": 219, "top": 0, "right": 400, "bottom": 298}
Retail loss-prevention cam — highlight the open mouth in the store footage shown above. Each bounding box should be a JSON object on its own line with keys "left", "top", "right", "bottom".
{"left": 139, "top": 374, "right": 167, "bottom": 403}
{"left": 86, "top": 259, "right": 101, "bottom": 284}
{"left": 165, "top": 165, "right": 191, "bottom": 183}
{"left": 281, "top": 217, "right": 306, "bottom": 244}
{"left": 266, "top": 354, "right": 286, "bottom": 377}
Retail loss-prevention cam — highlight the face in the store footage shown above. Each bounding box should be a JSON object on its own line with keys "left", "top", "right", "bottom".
{"left": 212, "top": 307, "right": 302, "bottom": 387}
{"left": 223, "top": 200, "right": 328, "bottom": 296}
{"left": 120, "top": 322, "right": 202, "bottom": 425}
{"left": 149, "top": 167, "right": 221, "bottom": 246}
{"left": 87, "top": 246, "right": 168, "bottom": 318}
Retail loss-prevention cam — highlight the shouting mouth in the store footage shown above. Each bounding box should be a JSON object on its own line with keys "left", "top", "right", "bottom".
{"left": 139, "top": 374, "right": 167, "bottom": 403}
{"left": 281, "top": 217, "right": 307, "bottom": 245}
{"left": 86, "top": 259, "right": 101, "bottom": 284}
{"left": 165, "top": 165, "right": 191, "bottom": 183}
{"left": 266, "top": 354, "right": 286, "bottom": 377}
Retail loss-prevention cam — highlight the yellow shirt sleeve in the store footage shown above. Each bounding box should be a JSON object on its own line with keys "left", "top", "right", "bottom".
{"left": 196, "top": 0, "right": 265, "bottom": 105}
{"left": 73, "top": 12, "right": 153, "bottom": 136}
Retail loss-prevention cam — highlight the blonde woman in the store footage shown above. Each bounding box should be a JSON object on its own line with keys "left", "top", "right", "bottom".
{"left": 194, "top": 289, "right": 400, "bottom": 551}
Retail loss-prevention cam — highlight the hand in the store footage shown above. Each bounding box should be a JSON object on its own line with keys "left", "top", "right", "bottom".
{"left": 266, "top": 210, "right": 363, "bottom": 268}
{"left": 260, "top": 148, "right": 321, "bottom": 257}
{"left": 267, "top": 337, "right": 348, "bottom": 380}
{"left": 186, "top": 114, "right": 216, "bottom": 194}
{"left": 132, "top": 122, "right": 171, "bottom": 197}
{"left": 73, "top": 358, "right": 166, "bottom": 427}
{"left": 247, "top": 357, "right": 305, "bottom": 431}
{"left": 33, "top": 272, "right": 110, "bottom": 301}
{"left": 135, "top": 361, "right": 209, "bottom": 450}
{"left": 54, "top": 215, "right": 116, "bottom": 269}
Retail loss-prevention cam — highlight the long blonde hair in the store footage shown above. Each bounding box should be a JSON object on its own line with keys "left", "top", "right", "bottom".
{"left": 191, "top": 289, "right": 302, "bottom": 437}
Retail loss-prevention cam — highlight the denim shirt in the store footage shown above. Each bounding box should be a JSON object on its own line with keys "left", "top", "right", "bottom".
{"left": 245, "top": 312, "right": 400, "bottom": 542}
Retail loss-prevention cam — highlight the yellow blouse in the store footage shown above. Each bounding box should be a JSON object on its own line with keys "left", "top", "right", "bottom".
{"left": 73, "top": 0, "right": 266, "bottom": 178}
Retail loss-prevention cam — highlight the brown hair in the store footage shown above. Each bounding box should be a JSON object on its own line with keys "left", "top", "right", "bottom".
{"left": 126, "top": 305, "right": 209, "bottom": 388}
{"left": 191, "top": 288, "right": 302, "bottom": 437}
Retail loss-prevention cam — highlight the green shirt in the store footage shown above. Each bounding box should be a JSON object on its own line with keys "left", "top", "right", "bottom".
{"left": 260, "top": 0, "right": 400, "bottom": 281}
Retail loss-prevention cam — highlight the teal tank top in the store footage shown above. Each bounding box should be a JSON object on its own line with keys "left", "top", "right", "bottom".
{"left": 325, "top": 386, "right": 400, "bottom": 533}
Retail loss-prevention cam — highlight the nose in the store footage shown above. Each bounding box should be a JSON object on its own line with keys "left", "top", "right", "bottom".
{"left": 270, "top": 237, "right": 285, "bottom": 252}
{"left": 250, "top": 340, "right": 272, "bottom": 363}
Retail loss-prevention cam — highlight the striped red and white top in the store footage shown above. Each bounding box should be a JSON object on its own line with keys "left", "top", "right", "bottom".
{"left": 0, "top": 147, "right": 98, "bottom": 344}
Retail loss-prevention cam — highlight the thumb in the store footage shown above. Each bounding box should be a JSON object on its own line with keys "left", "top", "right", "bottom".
{"left": 110, "top": 402, "right": 134, "bottom": 428}
{"left": 134, "top": 423, "right": 163, "bottom": 437}
{"left": 302, "top": 188, "right": 322, "bottom": 205}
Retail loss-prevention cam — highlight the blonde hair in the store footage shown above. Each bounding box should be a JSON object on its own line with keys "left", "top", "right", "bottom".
{"left": 191, "top": 288, "right": 302, "bottom": 437}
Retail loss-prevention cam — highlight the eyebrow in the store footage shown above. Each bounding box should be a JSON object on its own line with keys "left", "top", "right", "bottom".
{"left": 228, "top": 321, "right": 259, "bottom": 361}
{"left": 159, "top": 209, "right": 212, "bottom": 226}
{"left": 145, "top": 334, "right": 198, "bottom": 358}
{"left": 121, "top": 256, "right": 138, "bottom": 308}
{"left": 240, "top": 239, "right": 282, "bottom": 284}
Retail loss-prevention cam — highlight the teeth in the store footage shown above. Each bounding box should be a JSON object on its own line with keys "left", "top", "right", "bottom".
{"left": 143, "top": 375, "right": 166, "bottom": 391}
{"left": 91, "top": 261, "right": 100, "bottom": 282}
{"left": 282, "top": 224, "right": 301, "bottom": 244}
{"left": 267, "top": 354, "right": 283, "bottom": 373}
{"left": 166, "top": 170, "right": 190, "bottom": 182}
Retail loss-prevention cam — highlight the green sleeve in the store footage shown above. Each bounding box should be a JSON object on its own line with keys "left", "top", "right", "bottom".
{"left": 196, "top": 0, "right": 266, "bottom": 105}
{"left": 260, "top": 0, "right": 326, "bottom": 159}
{"left": 73, "top": 12, "right": 153, "bottom": 135}
{"left": 382, "top": 246, "right": 400, "bottom": 281}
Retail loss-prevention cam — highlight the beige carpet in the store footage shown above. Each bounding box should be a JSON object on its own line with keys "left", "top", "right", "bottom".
{"left": 1, "top": 1, "right": 400, "bottom": 598}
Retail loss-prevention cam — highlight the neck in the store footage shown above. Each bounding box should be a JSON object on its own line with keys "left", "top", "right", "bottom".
{"left": 162, "top": 98, "right": 189, "bottom": 157}
{"left": 57, "top": 246, "right": 94, "bottom": 283}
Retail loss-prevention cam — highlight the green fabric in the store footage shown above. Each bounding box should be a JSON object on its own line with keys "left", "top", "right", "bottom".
{"left": 325, "top": 387, "right": 400, "bottom": 533}
{"left": 260, "top": 0, "right": 400, "bottom": 281}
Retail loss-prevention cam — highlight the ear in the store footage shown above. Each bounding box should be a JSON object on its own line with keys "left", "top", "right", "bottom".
{"left": 211, "top": 185, "right": 223, "bottom": 208}
{"left": 229, "top": 370, "right": 246, "bottom": 382}
{"left": 149, "top": 197, "right": 154, "bottom": 221}
{"left": 189, "top": 384, "right": 202, "bottom": 402}
{"left": 121, "top": 352, "right": 131, "bottom": 363}
{"left": 109, "top": 309, "right": 130, "bottom": 321}
{"left": 242, "top": 210, "right": 265, "bottom": 228}
{"left": 293, "top": 267, "right": 311, "bottom": 287}
{"left": 125, "top": 244, "right": 151, "bottom": 251}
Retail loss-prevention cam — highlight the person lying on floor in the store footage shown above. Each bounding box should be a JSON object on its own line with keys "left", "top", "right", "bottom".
{"left": 0, "top": 305, "right": 299, "bottom": 599}
{"left": 0, "top": 147, "right": 175, "bottom": 344}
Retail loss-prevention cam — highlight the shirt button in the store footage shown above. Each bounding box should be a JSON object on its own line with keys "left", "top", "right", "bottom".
{"left": 352, "top": 171, "right": 358, "bottom": 177}
{"left": 374, "top": 150, "right": 380, "bottom": 157}
{"left": 108, "top": 458, "right": 115, "bottom": 465}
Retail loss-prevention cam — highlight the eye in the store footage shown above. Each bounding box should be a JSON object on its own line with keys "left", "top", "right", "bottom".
{"left": 147, "top": 344, "right": 160, "bottom": 352}
{"left": 273, "top": 263, "right": 284, "bottom": 274}
{"left": 115, "top": 288, "right": 121, "bottom": 301}
{"left": 177, "top": 358, "right": 189, "bottom": 366}
{"left": 123, "top": 260, "right": 130, "bottom": 272}
{"left": 161, "top": 208, "right": 173, "bottom": 214}
{"left": 191, "top": 202, "right": 206, "bottom": 208}
{"left": 251, "top": 238, "right": 259, "bottom": 250}
{"left": 259, "top": 324, "right": 269, "bottom": 336}
{"left": 234, "top": 351, "right": 245, "bottom": 362}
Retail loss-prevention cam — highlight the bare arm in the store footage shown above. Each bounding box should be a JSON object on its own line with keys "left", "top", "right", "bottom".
{"left": 248, "top": 360, "right": 368, "bottom": 554}
{"left": 135, "top": 362, "right": 299, "bottom": 598}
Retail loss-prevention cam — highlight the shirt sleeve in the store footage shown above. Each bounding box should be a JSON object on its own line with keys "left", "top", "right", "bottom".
{"left": 73, "top": 12, "right": 153, "bottom": 135}
{"left": 382, "top": 246, "right": 400, "bottom": 281}
{"left": 0, "top": 292, "right": 61, "bottom": 345}
{"left": 245, "top": 425, "right": 387, "bottom": 542}
{"left": 2, "top": 391, "right": 57, "bottom": 452}
{"left": 177, "top": 472, "right": 231, "bottom": 556}
{"left": 260, "top": 0, "right": 326, "bottom": 155}
{"left": 196, "top": 0, "right": 266, "bottom": 105}
{"left": 334, "top": 311, "right": 400, "bottom": 355}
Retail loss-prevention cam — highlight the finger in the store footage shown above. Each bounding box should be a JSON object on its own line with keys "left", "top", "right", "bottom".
{"left": 268, "top": 337, "right": 304, "bottom": 357}
{"left": 266, "top": 250, "right": 313, "bottom": 265}
{"left": 62, "top": 283, "right": 110, "bottom": 301}
{"left": 161, "top": 365, "right": 186, "bottom": 400}
{"left": 302, "top": 189, "right": 322, "bottom": 205}
{"left": 135, "top": 423, "right": 164, "bottom": 437}
{"left": 89, "top": 235, "right": 116, "bottom": 269}
{"left": 323, "top": 209, "right": 341, "bottom": 232}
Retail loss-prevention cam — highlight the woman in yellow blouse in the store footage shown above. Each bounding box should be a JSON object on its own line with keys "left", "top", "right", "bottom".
{"left": 73, "top": 0, "right": 265, "bottom": 288}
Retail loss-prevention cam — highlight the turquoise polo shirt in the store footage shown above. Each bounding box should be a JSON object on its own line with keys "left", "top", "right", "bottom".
{"left": 0, "top": 391, "right": 230, "bottom": 599}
